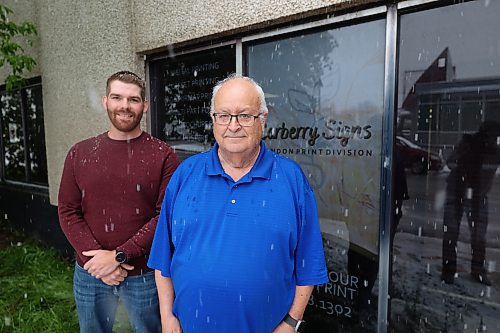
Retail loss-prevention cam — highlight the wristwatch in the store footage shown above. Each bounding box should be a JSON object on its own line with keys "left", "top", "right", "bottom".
{"left": 283, "top": 314, "right": 306, "bottom": 333}
{"left": 115, "top": 250, "right": 127, "bottom": 264}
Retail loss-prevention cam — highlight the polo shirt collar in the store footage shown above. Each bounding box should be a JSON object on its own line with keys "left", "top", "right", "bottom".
{"left": 206, "top": 141, "right": 273, "bottom": 180}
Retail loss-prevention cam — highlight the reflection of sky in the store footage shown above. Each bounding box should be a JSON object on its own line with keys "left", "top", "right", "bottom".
{"left": 320, "top": 21, "right": 385, "bottom": 113}
{"left": 247, "top": 19, "right": 385, "bottom": 118}
{"left": 398, "top": 1, "right": 500, "bottom": 106}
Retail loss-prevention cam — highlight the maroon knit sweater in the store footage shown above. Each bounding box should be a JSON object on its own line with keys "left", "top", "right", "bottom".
{"left": 58, "top": 132, "right": 179, "bottom": 276}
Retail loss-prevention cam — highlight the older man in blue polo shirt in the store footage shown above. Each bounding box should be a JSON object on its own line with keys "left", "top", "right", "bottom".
{"left": 148, "top": 74, "right": 328, "bottom": 333}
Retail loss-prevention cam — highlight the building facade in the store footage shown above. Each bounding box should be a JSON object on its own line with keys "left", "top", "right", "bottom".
{"left": 1, "top": 0, "right": 499, "bottom": 332}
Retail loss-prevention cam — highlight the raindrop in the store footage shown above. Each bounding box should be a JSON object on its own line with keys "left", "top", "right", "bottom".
{"left": 466, "top": 188, "right": 473, "bottom": 199}
{"left": 136, "top": 208, "right": 140, "bottom": 214}
{"left": 24, "top": 293, "right": 27, "bottom": 299}
{"left": 136, "top": 184, "right": 141, "bottom": 192}
{"left": 270, "top": 243, "right": 274, "bottom": 251}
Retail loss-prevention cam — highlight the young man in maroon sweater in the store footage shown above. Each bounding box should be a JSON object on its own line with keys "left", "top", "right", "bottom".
{"left": 58, "top": 71, "right": 179, "bottom": 333}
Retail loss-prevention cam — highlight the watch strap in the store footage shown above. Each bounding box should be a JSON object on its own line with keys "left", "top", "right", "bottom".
{"left": 283, "top": 314, "right": 304, "bottom": 332}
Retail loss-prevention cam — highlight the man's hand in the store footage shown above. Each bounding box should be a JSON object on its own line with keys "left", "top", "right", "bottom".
{"left": 82, "top": 249, "right": 119, "bottom": 278}
{"left": 101, "top": 264, "right": 134, "bottom": 286}
{"left": 162, "top": 314, "right": 182, "bottom": 333}
{"left": 272, "top": 321, "right": 294, "bottom": 333}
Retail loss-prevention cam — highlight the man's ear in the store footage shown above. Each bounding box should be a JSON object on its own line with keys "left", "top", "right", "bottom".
{"left": 101, "top": 95, "right": 108, "bottom": 111}
{"left": 143, "top": 99, "right": 149, "bottom": 113}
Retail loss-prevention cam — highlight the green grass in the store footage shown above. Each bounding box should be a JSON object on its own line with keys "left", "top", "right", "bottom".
{"left": 0, "top": 233, "right": 79, "bottom": 333}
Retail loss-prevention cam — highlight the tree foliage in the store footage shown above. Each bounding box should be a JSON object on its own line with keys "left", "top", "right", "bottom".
{"left": 0, "top": 4, "right": 37, "bottom": 90}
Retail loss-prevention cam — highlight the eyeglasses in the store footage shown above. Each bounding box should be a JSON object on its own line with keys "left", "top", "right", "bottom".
{"left": 212, "top": 113, "right": 263, "bottom": 126}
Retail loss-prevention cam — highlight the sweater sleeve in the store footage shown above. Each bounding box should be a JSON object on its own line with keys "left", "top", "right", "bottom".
{"left": 117, "top": 147, "right": 180, "bottom": 260}
{"left": 58, "top": 146, "right": 101, "bottom": 260}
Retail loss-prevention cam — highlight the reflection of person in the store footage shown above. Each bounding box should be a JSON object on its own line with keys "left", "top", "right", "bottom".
{"left": 441, "top": 120, "right": 500, "bottom": 285}
{"left": 148, "top": 74, "right": 328, "bottom": 333}
{"left": 391, "top": 146, "right": 410, "bottom": 249}
{"left": 58, "top": 71, "right": 180, "bottom": 332}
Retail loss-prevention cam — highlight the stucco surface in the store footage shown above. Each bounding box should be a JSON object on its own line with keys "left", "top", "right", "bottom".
{"left": 133, "top": 0, "right": 348, "bottom": 53}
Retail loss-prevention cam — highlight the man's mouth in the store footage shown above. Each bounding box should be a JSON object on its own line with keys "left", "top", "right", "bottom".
{"left": 116, "top": 113, "right": 134, "bottom": 120}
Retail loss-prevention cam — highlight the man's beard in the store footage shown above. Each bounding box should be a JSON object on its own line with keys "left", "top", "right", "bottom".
{"left": 106, "top": 107, "right": 143, "bottom": 133}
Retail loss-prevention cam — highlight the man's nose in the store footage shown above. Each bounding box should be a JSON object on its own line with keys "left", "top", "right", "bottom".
{"left": 227, "top": 115, "right": 241, "bottom": 130}
{"left": 119, "top": 99, "right": 131, "bottom": 109}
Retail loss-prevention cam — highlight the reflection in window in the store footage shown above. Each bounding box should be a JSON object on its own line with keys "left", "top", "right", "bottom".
{"left": 149, "top": 46, "right": 236, "bottom": 161}
{"left": 394, "top": 1, "right": 500, "bottom": 332}
{"left": 247, "top": 19, "right": 385, "bottom": 332}
{"left": 0, "top": 79, "right": 47, "bottom": 185}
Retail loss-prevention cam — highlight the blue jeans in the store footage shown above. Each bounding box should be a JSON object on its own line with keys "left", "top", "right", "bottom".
{"left": 74, "top": 264, "right": 161, "bottom": 333}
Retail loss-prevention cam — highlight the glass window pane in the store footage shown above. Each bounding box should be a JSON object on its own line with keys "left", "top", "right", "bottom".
{"left": 1, "top": 91, "right": 26, "bottom": 182}
{"left": 25, "top": 86, "right": 48, "bottom": 184}
{"left": 247, "top": 19, "right": 385, "bottom": 331}
{"left": 394, "top": 2, "right": 500, "bottom": 332}
{"left": 149, "top": 46, "right": 236, "bottom": 161}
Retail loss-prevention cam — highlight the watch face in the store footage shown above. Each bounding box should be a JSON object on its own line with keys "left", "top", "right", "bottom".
{"left": 115, "top": 251, "right": 127, "bottom": 263}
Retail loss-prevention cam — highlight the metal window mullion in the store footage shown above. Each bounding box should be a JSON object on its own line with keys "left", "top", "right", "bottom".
{"left": 235, "top": 39, "right": 243, "bottom": 75}
{"left": 378, "top": 4, "right": 398, "bottom": 333}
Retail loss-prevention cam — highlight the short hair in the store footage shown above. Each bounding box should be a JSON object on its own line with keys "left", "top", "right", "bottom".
{"left": 106, "top": 70, "right": 146, "bottom": 101}
{"left": 210, "top": 73, "right": 269, "bottom": 115}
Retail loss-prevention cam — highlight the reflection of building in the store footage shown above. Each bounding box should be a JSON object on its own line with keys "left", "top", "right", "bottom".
{"left": 399, "top": 48, "right": 500, "bottom": 159}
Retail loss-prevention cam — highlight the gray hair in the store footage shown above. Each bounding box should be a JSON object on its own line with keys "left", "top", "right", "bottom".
{"left": 210, "top": 73, "right": 269, "bottom": 116}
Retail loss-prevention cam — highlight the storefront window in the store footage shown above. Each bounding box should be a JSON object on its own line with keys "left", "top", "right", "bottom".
{"left": 393, "top": 1, "right": 500, "bottom": 332}
{"left": 0, "top": 79, "right": 47, "bottom": 185}
{"left": 246, "top": 18, "right": 386, "bottom": 331}
{"left": 149, "top": 46, "right": 236, "bottom": 160}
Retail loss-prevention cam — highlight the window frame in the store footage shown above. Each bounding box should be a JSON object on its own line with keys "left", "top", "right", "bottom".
{"left": 0, "top": 77, "right": 48, "bottom": 189}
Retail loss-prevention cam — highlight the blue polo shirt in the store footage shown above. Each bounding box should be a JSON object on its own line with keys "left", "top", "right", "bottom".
{"left": 148, "top": 141, "right": 327, "bottom": 333}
